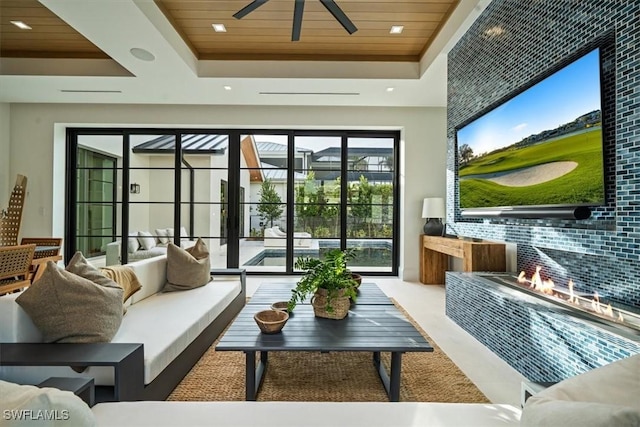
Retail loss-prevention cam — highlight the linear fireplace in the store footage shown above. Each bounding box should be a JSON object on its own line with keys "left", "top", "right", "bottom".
{"left": 446, "top": 271, "right": 640, "bottom": 382}
{"left": 484, "top": 269, "right": 640, "bottom": 337}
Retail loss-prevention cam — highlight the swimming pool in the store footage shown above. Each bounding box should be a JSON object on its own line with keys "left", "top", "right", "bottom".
{"left": 243, "top": 241, "right": 392, "bottom": 268}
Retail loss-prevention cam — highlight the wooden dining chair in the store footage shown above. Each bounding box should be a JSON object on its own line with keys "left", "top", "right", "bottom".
{"left": 20, "top": 237, "right": 63, "bottom": 282}
{"left": 0, "top": 175, "right": 28, "bottom": 247}
{"left": 0, "top": 243, "right": 36, "bottom": 295}
{"left": 20, "top": 237, "right": 63, "bottom": 257}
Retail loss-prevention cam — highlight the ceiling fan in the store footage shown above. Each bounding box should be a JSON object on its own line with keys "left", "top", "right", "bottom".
{"left": 233, "top": 0, "right": 358, "bottom": 42}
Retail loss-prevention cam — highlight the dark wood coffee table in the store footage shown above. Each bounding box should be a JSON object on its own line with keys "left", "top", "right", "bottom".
{"left": 246, "top": 282, "right": 393, "bottom": 306}
{"left": 216, "top": 283, "right": 433, "bottom": 402}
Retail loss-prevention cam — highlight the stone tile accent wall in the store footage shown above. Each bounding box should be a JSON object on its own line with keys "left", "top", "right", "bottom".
{"left": 446, "top": 0, "right": 640, "bottom": 308}
{"left": 446, "top": 272, "right": 640, "bottom": 381}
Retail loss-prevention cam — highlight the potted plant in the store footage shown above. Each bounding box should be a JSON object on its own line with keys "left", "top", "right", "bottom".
{"left": 287, "top": 248, "right": 359, "bottom": 320}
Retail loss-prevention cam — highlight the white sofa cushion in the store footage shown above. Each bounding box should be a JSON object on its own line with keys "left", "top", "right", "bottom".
{"left": 137, "top": 231, "right": 156, "bottom": 250}
{"left": 91, "top": 402, "right": 521, "bottom": 427}
{"left": 127, "top": 256, "right": 169, "bottom": 303}
{"left": 521, "top": 354, "right": 640, "bottom": 427}
{"left": 1, "top": 380, "right": 96, "bottom": 427}
{"left": 0, "top": 292, "right": 42, "bottom": 342}
{"left": 127, "top": 233, "right": 140, "bottom": 253}
{"left": 108, "top": 278, "right": 241, "bottom": 384}
{"left": 166, "top": 227, "right": 189, "bottom": 239}
{"left": 155, "top": 228, "right": 169, "bottom": 244}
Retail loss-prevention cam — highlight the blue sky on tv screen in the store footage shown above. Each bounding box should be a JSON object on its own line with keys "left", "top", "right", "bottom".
{"left": 457, "top": 49, "right": 601, "bottom": 156}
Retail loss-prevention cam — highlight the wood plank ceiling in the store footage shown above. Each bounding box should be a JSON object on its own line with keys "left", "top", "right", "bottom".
{"left": 158, "top": 0, "right": 460, "bottom": 61}
{"left": 0, "top": 0, "right": 107, "bottom": 58}
{"left": 0, "top": 0, "right": 459, "bottom": 62}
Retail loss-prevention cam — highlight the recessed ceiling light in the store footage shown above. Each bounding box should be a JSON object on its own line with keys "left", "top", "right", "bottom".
{"left": 390, "top": 25, "right": 404, "bottom": 34}
{"left": 224, "top": 86, "right": 232, "bottom": 91}
{"left": 386, "top": 87, "right": 395, "bottom": 92}
{"left": 11, "top": 21, "right": 32, "bottom": 30}
{"left": 129, "top": 47, "right": 155, "bottom": 62}
{"left": 212, "top": 23, "right": 227, "bottom": 32}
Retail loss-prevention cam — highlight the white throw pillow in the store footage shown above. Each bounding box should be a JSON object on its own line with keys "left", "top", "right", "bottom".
{"left": 137, "top": 231, "right": 156, "bottom": 250}
{"left": 127, "top": 232, "right": 140, "bottom": 253}
{"left": 0, "top": 380, "right": 96, "bottom": 427}
{"left": 155, "top": 228, "right": 169, "bottom": 244}
{"left": 166, "top": 227, "right": 189, "bottom": 240}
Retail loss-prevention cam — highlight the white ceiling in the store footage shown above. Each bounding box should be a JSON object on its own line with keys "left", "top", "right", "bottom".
{"left": 0, "top": 0, "right": 490, "bottom": 107}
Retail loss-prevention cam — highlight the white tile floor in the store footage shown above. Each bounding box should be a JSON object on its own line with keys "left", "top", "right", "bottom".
{"left": 245, "top": 275, "right": 526, "bottom": 408}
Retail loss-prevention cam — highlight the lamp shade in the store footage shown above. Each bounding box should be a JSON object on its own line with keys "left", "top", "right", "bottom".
{"left": 421, "top": 197, "right": 445, "bottom": 219}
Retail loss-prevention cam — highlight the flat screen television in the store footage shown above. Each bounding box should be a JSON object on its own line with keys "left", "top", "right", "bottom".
{"left": 456, "top": 47, "right": 605, "bottom": 218}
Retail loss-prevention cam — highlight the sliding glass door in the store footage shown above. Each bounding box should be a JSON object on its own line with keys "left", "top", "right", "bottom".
{"left": 66, "top": 129, "right": 399, "bottom": 275}
{"left": 75, "top": 146, "right": 117, "bottom": 257}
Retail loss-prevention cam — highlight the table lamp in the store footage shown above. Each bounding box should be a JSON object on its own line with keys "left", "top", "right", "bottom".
{"left": 421, "top": 197, "right": 445, "bottom": 236}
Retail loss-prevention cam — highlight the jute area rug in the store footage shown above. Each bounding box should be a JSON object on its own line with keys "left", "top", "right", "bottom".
{"left": 168, "top": 300, "right": 489, "bottom": 403}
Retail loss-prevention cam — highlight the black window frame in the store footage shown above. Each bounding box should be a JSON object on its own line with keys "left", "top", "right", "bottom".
{"left": 65, "top": 128, "right": 400, "bottom": 276}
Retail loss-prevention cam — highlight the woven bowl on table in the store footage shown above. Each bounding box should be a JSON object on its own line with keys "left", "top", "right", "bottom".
{"left": 254, "top": 309, "right": 289, "bottom": 334}
{"left": 270, "top": 301, "right": 292, "bottom": 314}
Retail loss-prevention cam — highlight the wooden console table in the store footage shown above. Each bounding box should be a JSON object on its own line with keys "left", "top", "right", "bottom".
{"left": 419, "top": 235, "right": 506, "bottom": 284}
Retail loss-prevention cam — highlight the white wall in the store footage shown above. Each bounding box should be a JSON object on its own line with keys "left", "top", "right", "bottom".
{"left": 8, "top": 103, "right": 447, "bottom": 281}
{"left": 0, "top": 104, "right": 11, "bottom": 208}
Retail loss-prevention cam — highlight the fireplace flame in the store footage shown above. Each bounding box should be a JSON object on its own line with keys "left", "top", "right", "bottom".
{"left": 521, "top": 266, "right": 555, "bottom": 295}
{"left": 568, "top": 280, "right": 577, "bottom": 304}
{"left": 518, "top": 267, "right": 633, "bottom": 327}
{"left": 604, "top": 304, "right": 614, "bottom": 318}
{"left": 531, "top": 266, "right": 542, "bottom": 290}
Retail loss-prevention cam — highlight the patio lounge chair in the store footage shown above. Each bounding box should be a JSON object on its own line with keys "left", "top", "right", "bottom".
{"left": 264, "top": 227, "right": 312, "bottom": 248}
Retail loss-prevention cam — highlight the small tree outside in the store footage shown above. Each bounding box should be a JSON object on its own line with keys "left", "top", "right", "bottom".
{"left": 257, "top": 179, "right": 284, "bottom": 229}
{"left": 348, "top": 175, "right": 373, "bottom": 237}
{"left": 295, "top": 171, "right": 339, "bottom": 236}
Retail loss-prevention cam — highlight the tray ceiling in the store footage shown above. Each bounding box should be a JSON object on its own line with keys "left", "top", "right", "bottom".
{"left": 157, "top": 0, "right": 459, "bottom": 61}
{"left": 0, "top": 0, "right": 487, "bottom": 106}
{"left": 1, "top": 0, "right": 459, "bottom": 62}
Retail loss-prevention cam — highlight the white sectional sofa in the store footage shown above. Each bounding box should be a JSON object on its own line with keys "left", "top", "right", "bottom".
{"left": 6, "top": 354, "right": 640, "bottom": 426}
{"left": 0, "top": 256, "right": 246, "bottom": 401}
{"left": 91, "top": 401, "right": 522, "bottom": 426}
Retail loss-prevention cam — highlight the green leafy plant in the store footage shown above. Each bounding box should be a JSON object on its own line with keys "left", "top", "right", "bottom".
{"left": 257, "top": 179, "right": 284, "bottom": 228}
{"left": 288, "top": 248, "right": 358, "bottom": 313}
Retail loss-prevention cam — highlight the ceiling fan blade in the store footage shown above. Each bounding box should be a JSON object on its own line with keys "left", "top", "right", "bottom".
{"left": 292, "top": 0, "right": 305, "bottom": 41}
{"left": 233, "top": 0, "right": 270, "bottom": 19}
{"left": 319, "top": 0, "right": 357, "bottom": 35}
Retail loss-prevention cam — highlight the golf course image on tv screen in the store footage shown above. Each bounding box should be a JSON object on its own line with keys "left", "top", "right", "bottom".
{"left": 457, "top": 48, "right": 605, "bottom": 210}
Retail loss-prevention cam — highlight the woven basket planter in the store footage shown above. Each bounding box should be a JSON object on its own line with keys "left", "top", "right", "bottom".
{"left": 351, "top": 273, "right": 362, "bottom": 288}
{"left": 311, "top": 288, "right": 350, "bottom": 320}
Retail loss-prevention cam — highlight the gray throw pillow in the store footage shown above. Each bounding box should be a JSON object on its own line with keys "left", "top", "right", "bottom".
{"left": 164, "top": 237, "right": 211, "bottom": 292}
{"left": 16, "top": 253, "right": 123, "bottom": 343}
